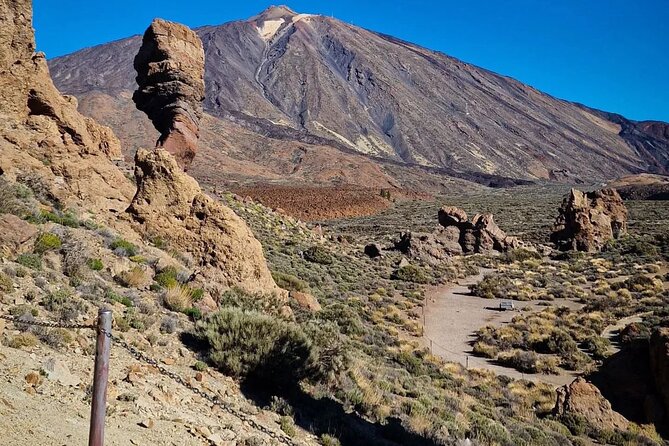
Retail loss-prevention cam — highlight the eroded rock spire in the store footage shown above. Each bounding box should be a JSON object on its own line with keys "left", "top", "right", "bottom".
{"left": 133, "top": 19, "right": 205, "bottom": 170}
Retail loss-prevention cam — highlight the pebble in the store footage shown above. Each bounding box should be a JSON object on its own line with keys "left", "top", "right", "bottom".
{"left": 139, "top": 418, "right": 155, "bottom": 429}
{"left": 24, "top": 371, "right": 40, "bottom": 386}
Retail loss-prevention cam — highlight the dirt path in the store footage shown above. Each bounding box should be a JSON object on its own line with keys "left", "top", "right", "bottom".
{"left": 423, "top": 268, "right": 580, "bottom": 387}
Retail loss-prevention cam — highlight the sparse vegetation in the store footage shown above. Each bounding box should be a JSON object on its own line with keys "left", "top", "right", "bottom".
{"left": 34, "top": 232, "right": 62, "bottom": 254}
{"left": 16, "top": 253, "right": 42, "bottom": 270}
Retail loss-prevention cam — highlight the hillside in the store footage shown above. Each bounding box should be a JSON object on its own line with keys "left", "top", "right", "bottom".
{"left": 49, "top": 6, "right": 669, "bottom": 192}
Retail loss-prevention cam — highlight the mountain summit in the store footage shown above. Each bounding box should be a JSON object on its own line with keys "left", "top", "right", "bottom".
{"left": 49, "top": 7, "right": 669, "bottom": 190}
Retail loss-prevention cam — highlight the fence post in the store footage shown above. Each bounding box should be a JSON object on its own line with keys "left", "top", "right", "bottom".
{"left": 89, "top": 309, "right": 112, "bottom": 446}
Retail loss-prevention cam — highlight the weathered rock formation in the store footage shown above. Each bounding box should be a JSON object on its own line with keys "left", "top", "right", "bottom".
{"left": 650, "top": 328, "right": 669, "bottom": 426}
{"left": 550, "top": 188, "right": 628, "bottom": 252}
{"left": 554, "top": 377, "right": 629, "bottom": 431}
{"left": 126, "top": 149, "right": 284, "bottom": 296}
{"left": 133, "top": 19, "right": 205, "bottom": 171}
{"left": 394, "top": 206, "right": 519, "bottom": 263}
{"left": 0, "top": 0, "right": 134, "bottom": 214}
{"left": 0, "top": 214, "right": 38, "bottom": 257}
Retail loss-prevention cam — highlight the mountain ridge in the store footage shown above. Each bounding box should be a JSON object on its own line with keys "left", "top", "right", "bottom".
{"left": 48, "top": 7, "right": 669, "bottom": 191}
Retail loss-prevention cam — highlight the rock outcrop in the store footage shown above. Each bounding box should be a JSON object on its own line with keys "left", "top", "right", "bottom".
{"left": 650, "top": 328, "right": 669, "bottom": 426}
{"left": 0, "top": 214, "right": 38, "bottom": 256}
{"left": 0, "top": 0, "right": 134, "bottom": 214}
{"left": 550, "top": 188, "right": 628, "bottom": 252}
{"left": 554, "top": 377, "right": 629, "bottom": 431}
{"left": 437, "top": 206, "right": 520, "bottom": 254}
{"left": 133, "top": 19, "right": 205, "bottom": 171}
{"left": 394, "top": 206, "right": 519, "bottom": 263}
{"left": 126, "top": 149, "right": 283, "bottom": 296}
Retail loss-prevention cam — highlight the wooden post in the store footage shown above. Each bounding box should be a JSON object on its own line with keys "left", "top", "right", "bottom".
{"left": 89, "top": 309, "right": 112, "bottom": 446}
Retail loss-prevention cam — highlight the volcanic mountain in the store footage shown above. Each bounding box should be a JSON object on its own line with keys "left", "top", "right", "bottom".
{"left": 49, "top": 5, "right": 669, "bottom": 192}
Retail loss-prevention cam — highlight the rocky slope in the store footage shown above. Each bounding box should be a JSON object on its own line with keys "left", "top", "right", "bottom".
{"left": 49, "top": 6, "right": 669, "bottom": 191}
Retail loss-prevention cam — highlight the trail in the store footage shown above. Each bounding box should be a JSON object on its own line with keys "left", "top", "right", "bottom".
{"left": 423, "top": 268, "right": 580, "bottom": 387}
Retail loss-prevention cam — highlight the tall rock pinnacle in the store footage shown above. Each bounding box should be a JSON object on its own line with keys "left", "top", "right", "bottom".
{"left": 133, "top": 19, "right": 205, "bottom": 170}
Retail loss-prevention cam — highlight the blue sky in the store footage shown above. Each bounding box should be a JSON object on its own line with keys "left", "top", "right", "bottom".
{"left": 34, "top": 0, "right": 669, "bottom": 122}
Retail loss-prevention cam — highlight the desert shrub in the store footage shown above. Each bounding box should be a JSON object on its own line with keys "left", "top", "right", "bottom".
{"left": 116, "top": 266, "right": 148, "bottom": 288}
{"left": 27, "top": 209, "right": 79, "bottom": 227}
{"left": 162, "top": 284, "right": 193, "bottom": 312}
{"left": 581, "top": 336, "right": 610, "bottom": 360}
{"left": 393, "top": 265, "right": 429, "bottom": 284}
{"left": 193, "top": 360, "right": 208, "bottom": 372}
{"left": 60, "top": 235, "right": 91, "bottom": 279}
{"left": 41, "top": 328, "right": 73, "bottom": 348}
{"left": 87, "top": 258, "right": 103, "bottom": 271}
{"left": 128, "top": 255, "right": 147, "bottom": 264}
{"left": 160, "top": 316, "right": 179, "bottom": 334}
{"left": 498, "top": 350, "right": 539, "bottom": 373}
{"left": 0, "top": 177, "right": 36, "bottom": 216}
{"left": 504, "top": 248, "right": 542, "bottom": 263}
{"left": 34, "top": 233, "right": 62, "bottom": 254}
{"left": 42, "top": 290, "right": 71, "bottom": 311}
{"left": 271, "top": 271, "right": 308, "bottom": 292}
{"left": 320, "top": 434, "right": 341, "bottom": 446}
{"left": 560, "top": 350, "right": 591, "bottom": 371}
{"left": 279, "top": 416, "right": 296, "bottom": 437}
{"left": 470, "top": 275, "right": 514, "bottom": 299}
{"left": 216, "top": 287, "right": 286, "bottom": 317}
{"left": 0, "top": 272, "right": 13, "bottom": 292}
{"left": 154, "top": 266, "right": 179, "bottom": 289}
{"left": 303, "top": 246, "right": 333, "bottom": 265}
{"left": 5, "top": 332, "right": 38, "bottom": 349}
{"left": 193, "top": 308, "right": 316, "bottom": 387}
{"left": 105, "top": 289, "right": 133, "bottom": 307}
{"left": 16, "top": 253, "right": 42, "bottom": 270}
{"left": 109, "top": 238, "right": 138, "bottom": 257}
{"left": 190, "top": 288, "right": 204, "bottom": 301}
{"left": 184, "top": 306, "right": 203, "bottom": 321}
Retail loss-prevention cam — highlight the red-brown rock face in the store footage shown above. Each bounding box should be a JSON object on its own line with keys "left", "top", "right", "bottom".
{"left": 133, "top": 19, "right": 205, "bottom": 170}
{"left": 650, "top": 328, "right": 669, "bottom": 425}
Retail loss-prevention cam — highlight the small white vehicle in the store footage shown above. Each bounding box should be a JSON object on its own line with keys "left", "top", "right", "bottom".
{"left": 499, "top": 301, "right": 515, "bottom": 311}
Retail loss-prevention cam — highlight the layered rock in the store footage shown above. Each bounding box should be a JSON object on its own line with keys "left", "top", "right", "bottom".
{"left": 550, "top": 188, "right": 628, "bottom": 252}
{"left": 650, "top": 328, "right": 669, "bottom": 425}
{"left": 126, "top": 148, "right": 283, "bottom": 296}
{"left": 437, "top": 207, "right": 520, "bottom": 254}
{"left": 0, "top": 0, "right": 134, "bottom": 215}
{"left": 394, "top": 206, "right": 519, "bottom": 263}
{"left": 554, "top": 377, "right": 629, "bottom": 431}
{"left": 133, "top": 19, "right": 205, "bottom": 170}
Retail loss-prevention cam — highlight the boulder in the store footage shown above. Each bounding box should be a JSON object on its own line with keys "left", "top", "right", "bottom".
{"left": 438, "top": 206, "right": 468, "bottom": 227}
{"left": 290, "top": 291, "right": 321, "bottom": 312}
{"left": 0, "top": 213, "right": 38, "bottom": 256}
{"left": 133, "top": 19, "right": 205, "bottom": 171}
{"left": 0, "top": 0, "right": 134, "bottom": 215}
{"left": 550, "top": 188, "right": 628, "bottom": 252}
{"left": 126, "top": 148, "right": 284, "bottom": 297}
{"left": 471, "top": 213, "right": 521, "bottom": 253}
{"left": 554, "top": 377, "right": 629, "bottom": 431}
{"left": 364, "top": 243, "right": 382, "bottom": 258}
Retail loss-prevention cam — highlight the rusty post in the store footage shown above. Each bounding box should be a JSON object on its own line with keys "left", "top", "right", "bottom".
{"left": 89, "top": 309, "right": 112, "bottom": 446}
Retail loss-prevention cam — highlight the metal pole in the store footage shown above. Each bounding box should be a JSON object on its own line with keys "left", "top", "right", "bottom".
{"left": 89, "top": 310, "right": 112, "bottom": 446}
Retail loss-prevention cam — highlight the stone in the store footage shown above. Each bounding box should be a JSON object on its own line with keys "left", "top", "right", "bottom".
{"left": 290, "top": 291, "right": 321, "bottom": 312}
{"left": 125, "top": 148, "right": 285, "bottom": 297}
{"left": 550, "top": 188, "right": 628, "bottom": 252}
{"left": 139, "top": 418, "right": 155, "bottom": 429}
{"left": 0, "top": 214, "right": 38, "bottom": 256}
{"left": 195, "top": 372, "right": 205, "bottom": 382}
{"left": 24, "top": 371, "right": 41, "bottom": 386}
{"left": 133, "top": 19, "right": 205, "bottom": 171}
{"left": 162, "top": 357, "right": 176, "bottom": 365}
{"left": 41, "top": 357, "right": 80, "bottom": 387}
{"left": 438, "top": 206, "right": 468, "bottom": 227}
{"left": 364, "top": 243, "right": 382, "bottom": 258}
{"left": 553, "top": 377, "right": 628, "bottom": 431}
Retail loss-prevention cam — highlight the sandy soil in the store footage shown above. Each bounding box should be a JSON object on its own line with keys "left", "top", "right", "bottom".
{"left": 423, "top": 268, "right": 581, "bottom": 387}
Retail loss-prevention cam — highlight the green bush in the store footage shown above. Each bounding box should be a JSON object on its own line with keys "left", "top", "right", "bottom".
{"left": 109, "top": 238, "right": 138, "bottom": 257}
{"left": 16, "top": 253, "right": 42, "bottom": 270}
{"left": 27, "top": 209, "right": 79, "bottom": 227}
{"left": 393, "top": 264, "right": 429, "bottom": 284}
{"left": 87, "top": 258, "right": 103, "bottom": 271}
{"left": 303, "top": 246, "right": 333, "bottom": 265}
{"left": 193, "top": 308, "right": 316, "bottom": 387}
{"left": 504, "top": 248, "right": 542, "bottom": 263}
{"left": 0, "top": 272, "right": 13, "bottom": 292}
{"left": 320, "top": 434, "right": 342, "bottom": 446}
{"left": 34, "top": 233, "right": 62, "bottom": 254}
{"left": 271, "top": 271, "right": 308, "bottom": 292}
{"left": 154, "top": 266, "right": 179, "bottom": 289}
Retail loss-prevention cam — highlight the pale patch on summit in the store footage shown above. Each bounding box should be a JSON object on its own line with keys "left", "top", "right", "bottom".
{"left": 257, "top": 19, "right": 284, "bottom": 41}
